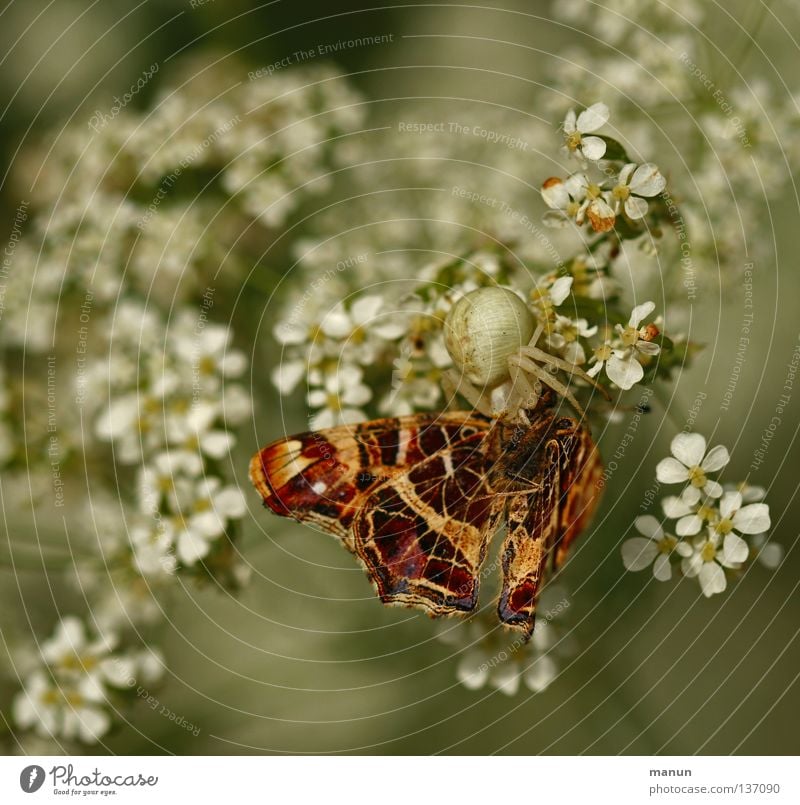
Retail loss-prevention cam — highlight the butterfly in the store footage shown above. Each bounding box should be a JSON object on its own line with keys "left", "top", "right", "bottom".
{"left": 249, "top": 402, "right": 602, "bottom": 638}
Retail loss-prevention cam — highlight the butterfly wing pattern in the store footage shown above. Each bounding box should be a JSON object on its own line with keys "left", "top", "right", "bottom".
{"left": 495, "top": 416, "right": 602, "bottom": 635}
{"left": 250, "top": 406, "right": 602, "bottom": 638}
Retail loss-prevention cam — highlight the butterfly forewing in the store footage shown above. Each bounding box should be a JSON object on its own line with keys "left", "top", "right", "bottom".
{"left": 353, "top": 431, "right": 504, "bottom": 616}
{"left": 249, "top": 412, "right": 493, "bottom": 551}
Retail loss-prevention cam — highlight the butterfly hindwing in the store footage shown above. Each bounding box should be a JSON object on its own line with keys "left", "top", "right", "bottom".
{"left": 497, "top": 417, "right": 601, "bottom": 637}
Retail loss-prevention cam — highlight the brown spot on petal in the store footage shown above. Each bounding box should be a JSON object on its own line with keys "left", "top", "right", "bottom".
{"left": 587, "top": 206, "right": 615, "bottom": 233}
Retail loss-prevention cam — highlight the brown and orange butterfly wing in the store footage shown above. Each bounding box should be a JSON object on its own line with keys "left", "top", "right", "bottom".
{"left": 497, "top": 416, "right": 601, "bottom": 637}
{"left": 249, "top": 412, "right": 493, "bottom": 553}
{"left": 352, "top": 427, "right": 505, "bottom": 617}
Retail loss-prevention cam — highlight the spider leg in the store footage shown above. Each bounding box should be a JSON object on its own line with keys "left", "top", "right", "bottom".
{"left": 509, "top": 354, "right": 586, "bottom": 417}
{"left": 507, "top": 360, "right": 541, "bottom": 413}
{"left": 442, "top": 368, "right": 494, "bottom": 417}
{"left": 519, "top": 345, "right": 611, "bottom": 400}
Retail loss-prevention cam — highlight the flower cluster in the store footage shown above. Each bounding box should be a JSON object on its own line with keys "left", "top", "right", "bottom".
{"left": 543, "top": 106, "right": 667, "bottom": 234}
{"left": 547, "top": 0, "right": 799, "bottom": 287}
{"left": 12, "top": 618, "right": 163, "bottom": 744}
{"left": 86, "top": 302, "right": 251, "bottom": 575}
{"left": 436, "top": 589, "right": 572, "bottom": 695}
{"left": 622, "top": 434, "right": 780, "bottom": 597}
{"left": 272, "top": 107, "right": 681, "bottom": 424}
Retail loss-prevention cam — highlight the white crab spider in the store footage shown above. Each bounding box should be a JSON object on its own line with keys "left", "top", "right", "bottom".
{"left": 442, "top": 286, "right": 605, "bottom": 422}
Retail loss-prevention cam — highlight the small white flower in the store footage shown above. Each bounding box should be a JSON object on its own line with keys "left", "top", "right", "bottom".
{"left": 175, "top": 321, "right": 247, "bottom": 389}
{"left": 319, "top": 295, "right": 408, "bottom": 363}
{"left": 711, "top": 490, "right": 771, "bottom": 564}
{"left": 530, "top": 275, "right": 573, "bottom": 325}
{"left": 541, "top": 174, "right": 615, "bottom": 232}
{"left": 562, "top": 103, "right": 609, "bottom": 163}
{"left": 656, "top": 433, "right": 730, "bottom": 498}
{"left": 307, "top": 364, "right": 372, "bottom": 429}
{"left": 167, "top": 477, "right": 247, "bottom": 565}
{"left": 680, "top": 532, "right": 739, "bottom": 597}
{"left": 750, "top": 533, "right": 784, "bottom": 570}
{"left": 608, "top": 163, "right": 667, "bottom": 220}
{"left": 587, "top": 302, "right": 660, "bottom": 389}
{"left": 546, "top": 315, "right": 598, "bottom": 365}
{"left": 621, "top": 515, "right": 689, "bottom": 581}
{"left": 130, "top": 523, "right": 177, "bottom": 577}
{"left": 12, "top": 617, "right": 157, "bottom": 744}
{"left": 13, "top": 670, "right": 110, "bottom": 743}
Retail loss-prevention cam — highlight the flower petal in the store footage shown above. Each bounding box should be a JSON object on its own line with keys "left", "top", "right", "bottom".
{"left": 676, "top": 514, "right": 703, "bottom": 536}
{"left": 698, "top": 562, "right": 727, "bottom": 597}
{"left": 704, "top": 479, "right": 723, "bottom": 498}
{"left": 624, "top": 196, "right": 649, "bottom": 220}
{"left": 630, "top": 163, "right": 666, "bottom": 196}
{"left": 670, "top": 432, "right": 706, "bottom": 467}
{"left": 723, "top": 532, "right": 749, "bottom": 564}
{"left": 662, "top": 495, "right": 693, "bottom": 518}
{"left": 580, "top": 135, "right": 607, "bottom": 161}
{"left": 656, "top": 457, "right": 690, "bottom": 484}
{"left": 606, "top": 354, "right": 643, "bottom": 389}
{"left": 718, "top": 491, "right": 741, "bottom": 520}
{"left": 524, "top": 655, "right": 558, "bottom": 693}
{"left": 549, "top": 276, "right": 573, "bottom": 306}
{"left": 652, "top": 553, "right": 673, "bottom": 581}
{"left": 621, "top": 537, "right": 659, "bottom": 571}
{"left": 576, "top": 102, "right": 609, "bottom": 133}
{"left": 701, "top": 445, "right": 730, "bottom": 473}
{"left": 628, "top": 300, "right": 656, "bottom": 328}
{"left": 758, "top": 543, "right": 783, "bottom": 569}
{"left": 457, "top": 651, "right": 489, "bottom": 690}
{"left": 177, "top": 530, "right": 211, "bottom": 565}
{"left": 587, "top": 197, "right": 615, "bottom": 232}
{"left": 732, "top": 503, "right": 771, "bottom": 534}
{"left": 541, "top": 178, "right": 571, "bottom": 209}
{"left": 635, "top": 515, "right": 663, "bottom": 540}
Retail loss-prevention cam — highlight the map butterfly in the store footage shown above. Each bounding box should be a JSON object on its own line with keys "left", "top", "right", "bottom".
{"left": 250, "top": 402, "right": 602, "bottom": 638}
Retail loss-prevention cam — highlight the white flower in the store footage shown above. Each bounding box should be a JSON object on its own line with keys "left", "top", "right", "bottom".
{"left": 608, "top": 163, "right": 666, "bottom": 220}
{"left": 530, "top": 275, "right": 573, "bottom": 325}
{"left": 307, "top": 364, "right": 372, "bottom": 429}
{"left": 621, "top": 515, "right": 689, "bottom": 581}
{"left": 750, "top": 533, "right": 783, "bottom": 570}
{"left": 656, "top": 433, "right": 730, "bottom": 498}
{"left": 130, "top": 523, "right": 177, "bottom": 577}
{"left": 318, "top": 295, "right": 408, "bottom": 363}
{"left": 13, "top": 670, "right": 110, "bottom": 743}
{"left": 12, "top": 617, "right": 156, "bottom": 744}
{"left": 40, "top": 617, "right": 116, "bottom": 679}
{"left": 562, "top": 103, "right": 609, "bottom": 163}
{"left": 541, "top": 173, "right": 615, "bottom": 232}
{"left": 661, "top": 488, "right": 716, "bottom": 536}
{"left": 547, "top": 315, "right": 598, "bottom": 365}
{"left": 680, "top": 532, "right": 740, "bottom": 597}
{"left": 167, "top": 478, "right": 247, "bottom": 565}
{"left": 710, "top": 490, "right": 771, "bottom": 563}
{"left": 587, "top": 302, "right": 660, "bottom": 389}
{"left": 175, "top": 321, "right": 247, "bottom": 389}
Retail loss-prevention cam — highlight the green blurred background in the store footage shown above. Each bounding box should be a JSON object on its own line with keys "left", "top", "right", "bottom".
{"left": 1, "top": 0, "right": 798, "bottom": 755}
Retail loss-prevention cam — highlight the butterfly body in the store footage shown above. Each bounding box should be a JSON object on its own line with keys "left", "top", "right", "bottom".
{"left": 250, "top": 404, "right": 601, "bottom": 638}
